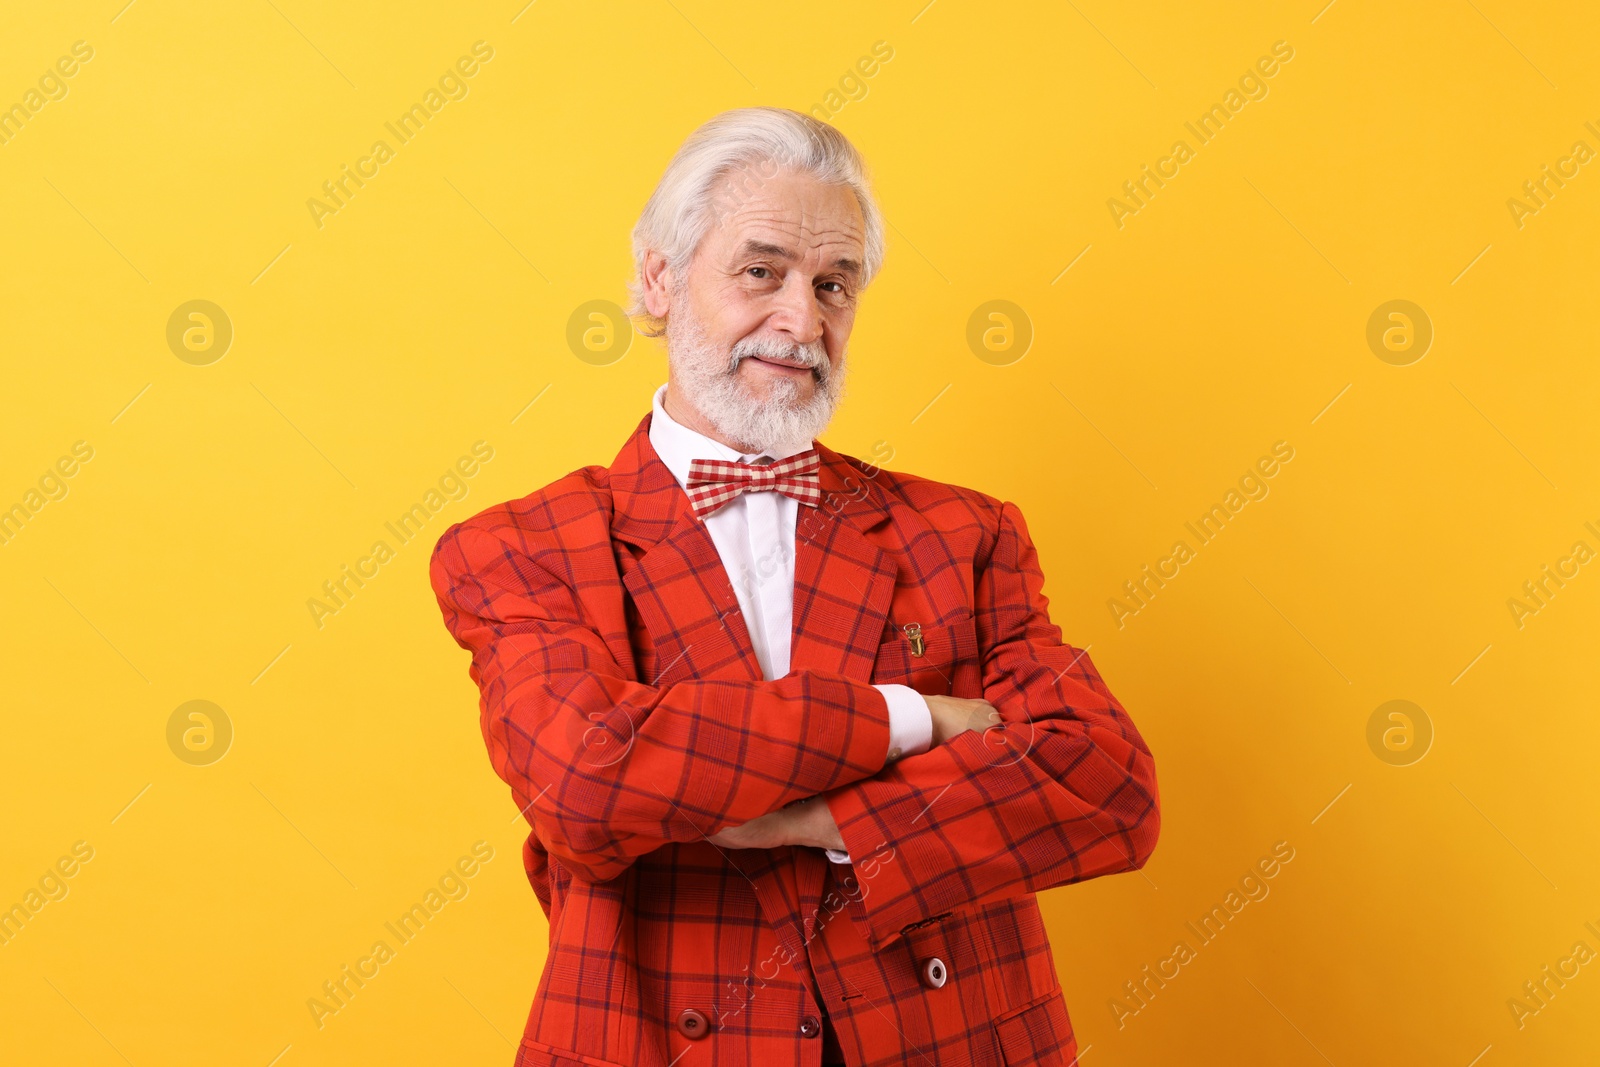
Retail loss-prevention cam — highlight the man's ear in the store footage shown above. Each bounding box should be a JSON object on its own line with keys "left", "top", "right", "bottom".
{"left": 641, "top": 249, "right": 674, "bottom": 319}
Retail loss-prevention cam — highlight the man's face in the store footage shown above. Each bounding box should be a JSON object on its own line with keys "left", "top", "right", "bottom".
{"left": 655, "top": 165, "right": 867, "bottom": 453}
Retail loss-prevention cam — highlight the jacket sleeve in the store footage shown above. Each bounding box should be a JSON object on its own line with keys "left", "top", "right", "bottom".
{"left": 822, "top": 499, "right": 1160, "bottom": 948}
{"left": 430, "top": 520, "right": 894, "bottom": 884}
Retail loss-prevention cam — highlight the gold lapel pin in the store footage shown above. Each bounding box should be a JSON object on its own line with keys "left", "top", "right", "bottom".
{"left": 902, "top": 622, "right": 925, "bottom": 657}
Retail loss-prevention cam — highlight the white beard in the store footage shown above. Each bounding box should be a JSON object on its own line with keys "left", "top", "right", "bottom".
{"left": 664, "top": 293, "right": 848, "bottom": 456}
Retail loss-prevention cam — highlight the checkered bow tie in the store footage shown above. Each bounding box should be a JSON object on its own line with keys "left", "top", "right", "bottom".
{"left": 685, "top": 450, "right": 822, "bottom": 521}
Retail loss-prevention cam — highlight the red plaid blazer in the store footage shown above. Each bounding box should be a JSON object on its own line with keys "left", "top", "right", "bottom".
{"left": 429, "top": 411, "right": 1159, "bottom": 1067}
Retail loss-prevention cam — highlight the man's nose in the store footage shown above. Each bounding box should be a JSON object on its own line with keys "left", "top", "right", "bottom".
{"left": 767, "top": 277, "right": 825, "bottom": 347}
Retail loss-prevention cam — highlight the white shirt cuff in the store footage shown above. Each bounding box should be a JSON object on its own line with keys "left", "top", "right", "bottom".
{"left": 873, "top": 683, "right": 934, "bottom": 764}
{"left": 824, "top": 685, "right": 933, "bottom": 866}
{"left": 824, "top": 687, "right": 930, "bottom": 867}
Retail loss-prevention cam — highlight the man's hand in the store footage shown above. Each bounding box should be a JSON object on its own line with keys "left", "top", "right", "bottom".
{"left": 706, "top": 797, "right": 844, "bottom": 851}
{"left": 924, "top": 693, "right": 1000, "bottom": 746}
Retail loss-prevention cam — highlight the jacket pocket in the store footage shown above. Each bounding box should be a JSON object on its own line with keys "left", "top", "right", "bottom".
{"left": 992, "top": 990, "right": 1078, "bottom": 1066}
{"left": 871, "top": 610, "right": 980, "bottom": 696}
{"left": 515, "top": 1037, "right": 631, "bottom": 1067}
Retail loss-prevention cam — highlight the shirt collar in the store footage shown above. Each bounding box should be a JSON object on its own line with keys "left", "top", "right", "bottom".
{"left": 648, "top": 382, "right": 809, "bottom": 490}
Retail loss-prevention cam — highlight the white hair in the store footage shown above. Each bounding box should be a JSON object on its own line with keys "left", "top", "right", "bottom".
{"left": 626, "top": 107, "right": 886, "bottom": 337}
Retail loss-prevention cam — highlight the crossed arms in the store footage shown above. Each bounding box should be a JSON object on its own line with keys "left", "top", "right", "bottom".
{"left": 429, "top": 499, "right": 1160, "bottom": 946}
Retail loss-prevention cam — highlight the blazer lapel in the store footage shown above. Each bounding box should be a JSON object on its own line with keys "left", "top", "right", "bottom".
{"left": 787, "top": 445, "right": 897, "bottom": 680}
{"left": 611, "top": 414, "right": 765, "bottom": 686}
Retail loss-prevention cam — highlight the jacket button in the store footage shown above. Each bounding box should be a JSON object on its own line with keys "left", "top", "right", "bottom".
{"left": 800, "top": 1015, "right": 821, "bottom": 1038}
{"left": 677, "top": 1008, "right": 710, "bottom": 1039}
{"left": 920, "top": 957, "right": 948, "bottom": 989}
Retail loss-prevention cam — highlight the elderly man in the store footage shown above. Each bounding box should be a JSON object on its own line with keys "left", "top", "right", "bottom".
{"left": 430, "top": 107, "right": 1159, "bottom": 1067}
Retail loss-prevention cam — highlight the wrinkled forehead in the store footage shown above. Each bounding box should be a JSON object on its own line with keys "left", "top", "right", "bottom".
{"left": 701, "top": 164, "right": 866, "bottom": 272}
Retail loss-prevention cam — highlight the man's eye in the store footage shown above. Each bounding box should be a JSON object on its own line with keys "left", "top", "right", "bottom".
{"left": 747, "top": 266, "right": 771, "bottom": 279}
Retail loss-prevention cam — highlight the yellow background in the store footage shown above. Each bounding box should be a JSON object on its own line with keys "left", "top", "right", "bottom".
{"left": 3, "top": 1, "right": 1597, "bottom": 1063}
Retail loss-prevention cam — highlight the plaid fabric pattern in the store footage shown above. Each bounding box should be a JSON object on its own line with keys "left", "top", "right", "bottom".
{"left": 684, "top": 449, "right": 823, "bottom": 521}
{"left": 429, "top": 410, "right": 1160, "bottom": 1067}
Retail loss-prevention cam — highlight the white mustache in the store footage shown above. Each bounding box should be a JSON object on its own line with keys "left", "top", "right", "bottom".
{"left": 728, "top": 340, "right": 828, "bottom": 378}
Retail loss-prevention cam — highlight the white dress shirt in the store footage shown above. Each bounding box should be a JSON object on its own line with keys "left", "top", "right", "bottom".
{"left": 647, "top": 382, "right": 933, "bottom": 863}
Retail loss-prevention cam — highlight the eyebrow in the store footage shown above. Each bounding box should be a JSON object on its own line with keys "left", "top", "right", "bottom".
{"left": 734, "top": 239, "right": 861, "bottom": 278}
